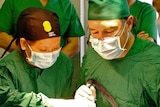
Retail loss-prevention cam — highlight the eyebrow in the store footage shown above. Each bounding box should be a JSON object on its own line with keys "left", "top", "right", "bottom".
{"left": 89, "top": 28, "right": 96, "bottom": 31}
{"left": 89, "top": 26, "right": 118, "bottom": 31}
{"left": 105, "top": 26, "right": 118, "bottom": 30}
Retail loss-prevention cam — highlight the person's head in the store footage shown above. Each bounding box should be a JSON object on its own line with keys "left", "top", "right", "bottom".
{"left": 16, "top": 7, "right": 61, "bottom": 69}
{"left": 88, "top": 0, "right": 135, "bottom": 60}
{"left": 127, "top": 0, "right": 136, "bottom": 7}
{"left": 153, "top": 0, "right": 160, "bottom": 18}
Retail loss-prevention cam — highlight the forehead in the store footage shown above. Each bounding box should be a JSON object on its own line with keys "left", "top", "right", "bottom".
{"left": 88, "top": 19, "right": 123, "bottom": 28}
{"left": 28, "top": 37, "right": 60, "bottom": 45}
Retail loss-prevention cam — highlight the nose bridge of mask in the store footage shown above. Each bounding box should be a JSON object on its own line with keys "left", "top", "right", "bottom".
{"left": 102, "top": 36, "right": 117, "bottom": 49}
{"left": 89, "top": 36, "right": 99, "bottom": 44}
{"left": 89, "top": 36, "right": 104, "bottom": 52}
{"left": 26, "top": 46, "right": 61, "bottom": 69}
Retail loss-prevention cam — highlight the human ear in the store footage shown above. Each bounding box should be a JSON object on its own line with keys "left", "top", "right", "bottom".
{"left": 20, "top": 38, "right": 28, "bottom": 50}
{"left": 126, "top": 15, "right": 134, "bottom": 31}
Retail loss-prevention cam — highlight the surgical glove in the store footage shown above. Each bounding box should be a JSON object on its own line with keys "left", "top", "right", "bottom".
{"left": 75, "top": 85, "right": 96, "bottom": 102}
{"left": 37, "top": 92, "right": 96, "bottom": 107}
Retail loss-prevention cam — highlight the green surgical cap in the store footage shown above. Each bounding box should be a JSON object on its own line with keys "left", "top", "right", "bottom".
{"left": 88, "top": 0, "right": 130, "bottom": 20}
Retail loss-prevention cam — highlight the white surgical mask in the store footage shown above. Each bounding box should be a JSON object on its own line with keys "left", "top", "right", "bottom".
{"left": 89, "top": 22, "right": 128, "bottom": 60}
{"left": 25, "top": 45, "right": 61, "bottom": 69}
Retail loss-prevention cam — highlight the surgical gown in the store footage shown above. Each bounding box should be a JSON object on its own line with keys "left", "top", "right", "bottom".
{"left": 77, "top": 37, "right": 160, "bottom": 107}
{"left": 0, "top": 50, "right": 73, "bottom": 106}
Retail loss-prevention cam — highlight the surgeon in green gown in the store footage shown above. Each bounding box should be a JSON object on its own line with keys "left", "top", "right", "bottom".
{"left": 0, "top": 0, "right": 84, "bottom": 57}
{"left": 0, "top": 7, "right": 95, "bottom": 107}
{"left": 128, "top": 0, "right": 157, "bottom": 42}
{"left": 75, "top": 0, "right": 160, "bottom": 106}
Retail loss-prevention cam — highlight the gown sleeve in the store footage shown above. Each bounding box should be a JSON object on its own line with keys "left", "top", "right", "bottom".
{"left": 0, "top": 66, "right": 52, "bottom": 107}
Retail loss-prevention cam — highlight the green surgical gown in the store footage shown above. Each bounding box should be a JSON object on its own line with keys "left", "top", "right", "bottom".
{"left": 0, "top": 50, "right": 73, "bottom": 106}
{"left": 130, "top": 0, "right": 157, "bottom": 41}
{"left": 77, "top": 37, "right": 160, "bottom": 107}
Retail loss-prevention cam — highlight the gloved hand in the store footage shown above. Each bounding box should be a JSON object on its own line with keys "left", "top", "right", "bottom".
{"left": 39, "top": 89, "right": 96, "bottom": 107}
{"left": 74, "top": 85, "right": 96, "bottom": 103}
